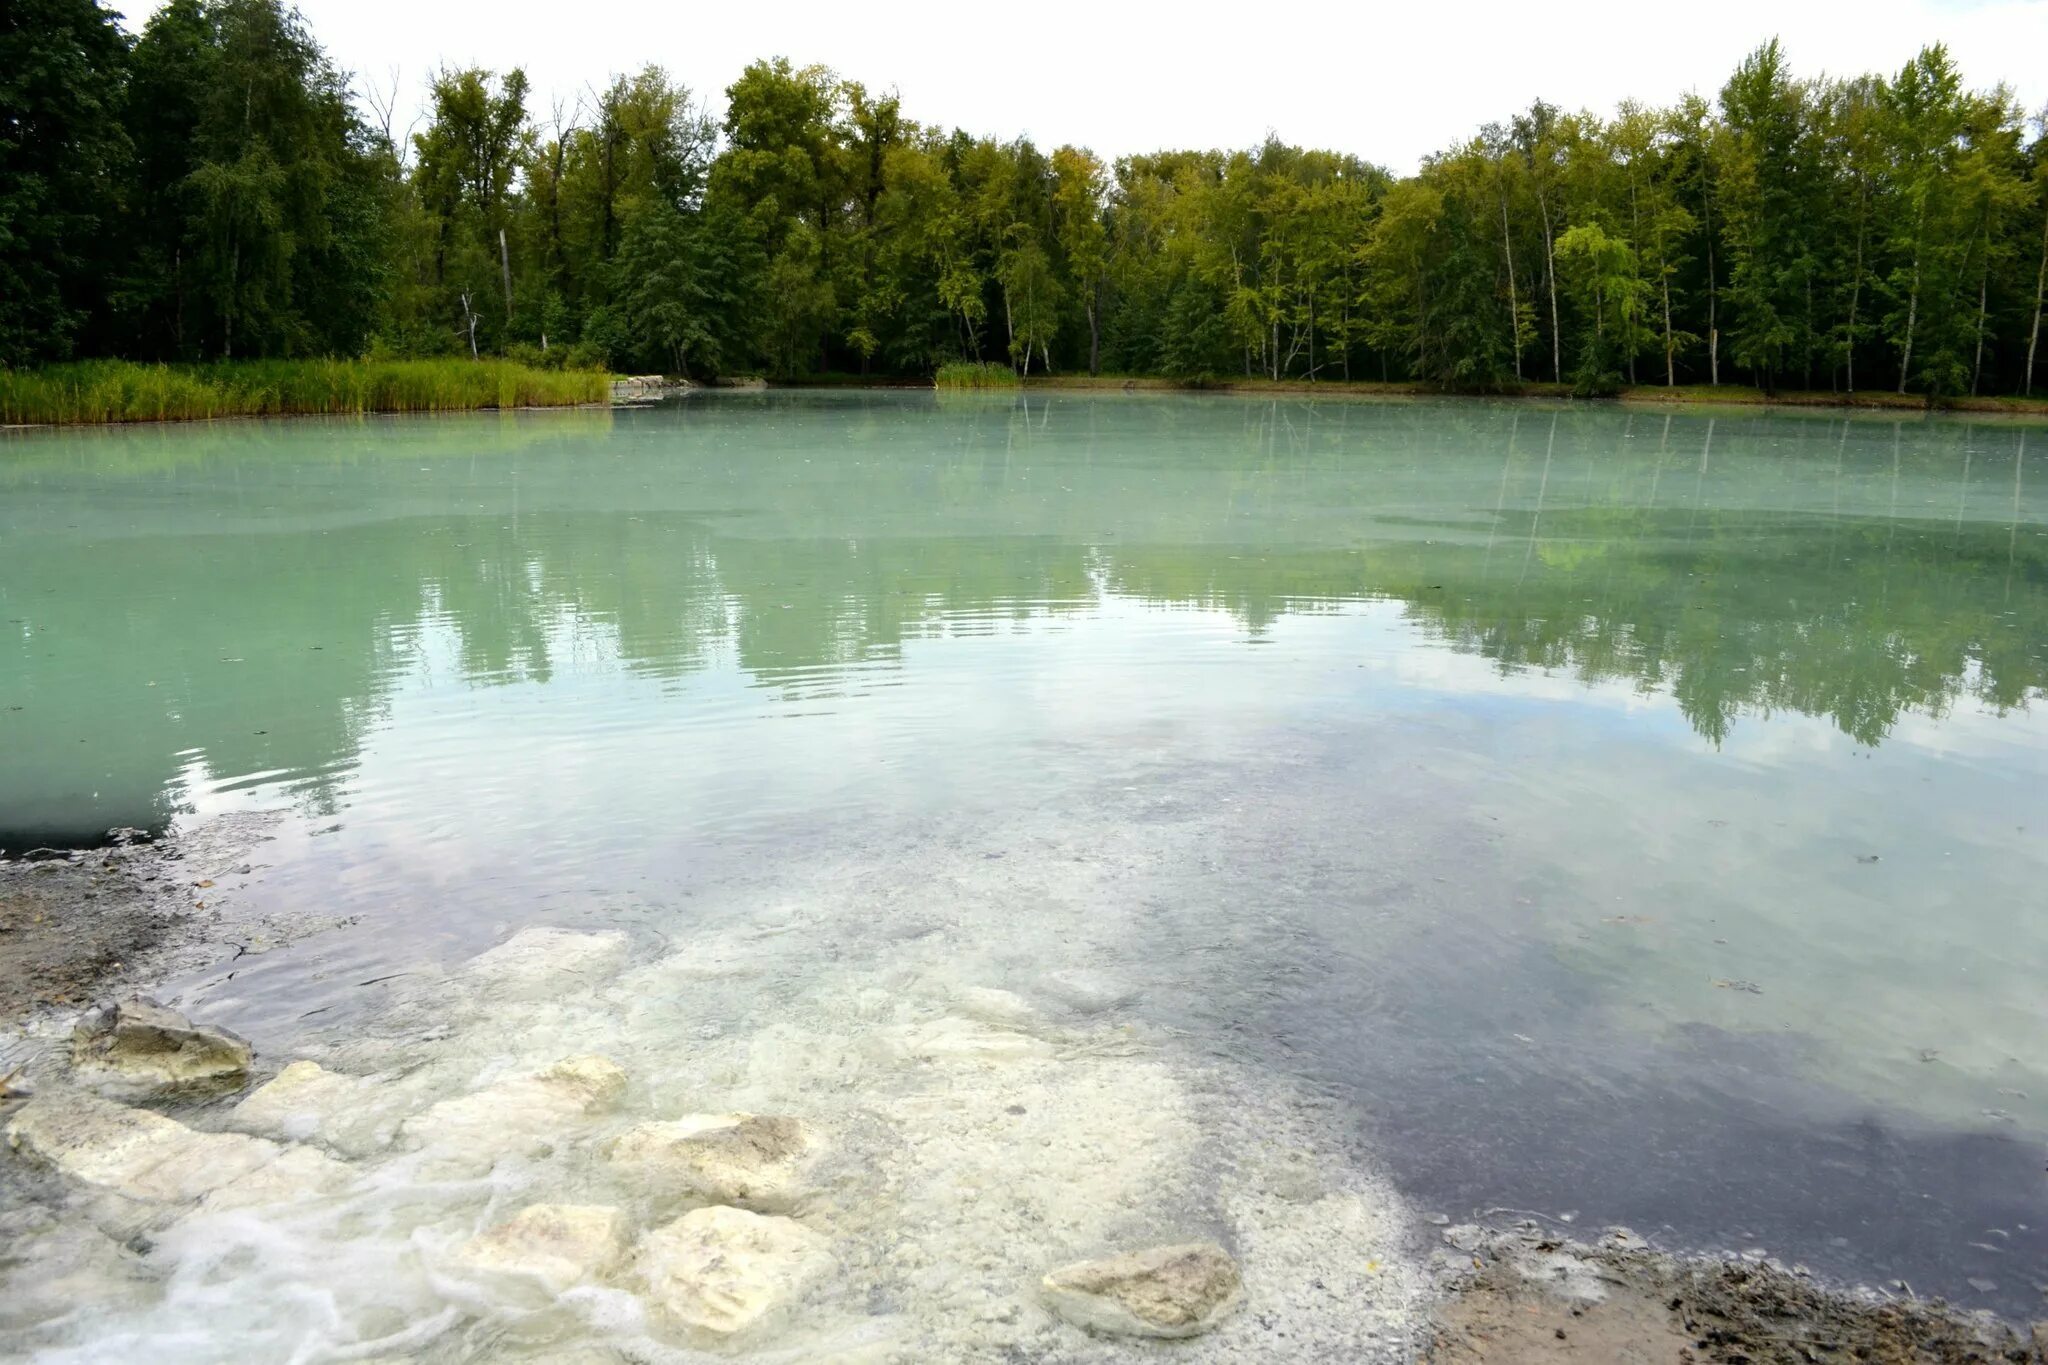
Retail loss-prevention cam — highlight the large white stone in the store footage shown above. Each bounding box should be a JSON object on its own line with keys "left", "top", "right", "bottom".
{"left": 905, "top": 1018, "right": 1053, "bottom": 1065}
{"left": 1041, "top": 1242, "right": 1242, "bottom": 1339}
{"left": 5, "top": 1090, "right": 348, "bottom": 1210}
{"left": 465, "top": 928, "right": 629, "bottom": 999}
{"left": 636, "top": 1205, "right": 832, "bottom": 1339}
{"left": 400, "top": 1055, "right": 627, "bottom": 1159}
{"left": 950, "top": 986, "right": 1039, "bottom": 1028}
{"left": 449, "top": 1203, "right": 628, "bottom": 1293}
{"left": 231, "top": 1060, "right": 362, "bottom": 1143}
{"left": 608, "top": 1113, "right": 819, "bottom": 1213}
{"left": 1035, "top": 970, "right": 1139, "bottom": 1016}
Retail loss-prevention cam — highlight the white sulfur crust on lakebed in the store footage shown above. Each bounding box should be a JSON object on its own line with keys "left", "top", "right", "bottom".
{"left": 0, "top": 910, "right": 1430, "bottom": 1362}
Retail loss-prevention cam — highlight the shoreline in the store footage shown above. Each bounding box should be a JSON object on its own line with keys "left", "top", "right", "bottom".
{"left": 1428, "top": 1223, "right": 2045, "bottom": 1364}
{"left": 2, "top": 826, "right": 2040, "bottom": 1360}
{"left": 0, "top": 400, "right": 614, "bottom": 434}
{"left": 1005, "top": 375, "right": 2048, "bottom": 419}
{"left": 9, "top": 373, "right": 2048, "bottom": 429}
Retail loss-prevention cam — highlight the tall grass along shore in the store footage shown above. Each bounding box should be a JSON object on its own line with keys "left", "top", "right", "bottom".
{"left": 933, "top": 362, "right": 1021, "bottom": 390}
{"left": 0, "top": 360, "right": 609, "bottom": 426}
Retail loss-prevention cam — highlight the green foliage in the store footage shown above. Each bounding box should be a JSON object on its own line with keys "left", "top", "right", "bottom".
{"left": 0, "top": 359, "right": 607, "bottom": 424}
{"left": 112, "top": 0, "right": 387, "bottom": 361}
{"left": 6, "top": 7, "right": 2048, "bottom": 405}
{"left": 932, "top": 361, "right": 1020, "bottom": 389}
{"left": 0, "top": 0, "right": 132, "bottom": 366}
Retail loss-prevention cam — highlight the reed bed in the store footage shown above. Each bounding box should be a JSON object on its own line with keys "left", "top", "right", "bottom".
{"left": 932, "top": 361, "right": 1021, "bottom": 390}
{"left": 0, "top": 359, "right": 610, "bottom": 426}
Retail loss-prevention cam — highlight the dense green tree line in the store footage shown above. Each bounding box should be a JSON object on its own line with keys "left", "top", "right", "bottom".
{"left": 6, "top": 0, "right": 2048, "bottom": 396}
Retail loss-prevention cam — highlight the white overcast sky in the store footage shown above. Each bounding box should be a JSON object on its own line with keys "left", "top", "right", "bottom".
{"left": 125, "top": 0, "right": 2048, "bottom": 172}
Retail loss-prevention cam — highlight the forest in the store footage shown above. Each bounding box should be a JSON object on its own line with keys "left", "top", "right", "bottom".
{"left": 6, "top": 0, "right": 2048, "bottom": 398}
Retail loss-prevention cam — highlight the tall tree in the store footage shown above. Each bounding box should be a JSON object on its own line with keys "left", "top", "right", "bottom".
{"left": 0, "top": 0, "right": 131, "bottom": 366}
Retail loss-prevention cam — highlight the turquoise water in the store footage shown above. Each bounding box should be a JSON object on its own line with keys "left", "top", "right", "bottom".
{"left": 3, "top": 391, "right": 2046, "bottom": 1323}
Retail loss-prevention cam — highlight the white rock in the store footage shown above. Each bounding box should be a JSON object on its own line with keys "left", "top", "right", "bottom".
{"left": 636, "top": 1205, "right": 832, "bottom": 1339}
{"left": 906, "top": 1018, "right": 1053, "bottom": 1065}
{"left": 401, "top": 1055, "right": 627, "bottom": 1159}
{"left": 465, "top": 928, "right": 629, "bottom": 999}
{"left": 951, "top": 987, "right": 1038, "bottom": 1028}
{"left": 231, "top": 1060, "right": 361, "bottom": 1143}
{"left": 1041, "top": 1242, "right": 1242, "bottom": 1339}
{"left": 201, "top": 1143, "right": 353, "bottom": 1212}
{"left": 609, "top": 1113, "right": 819, "bottom": 1213}
{"left": 449, "top": 1203, "right": 628, "bottom": 1293}
{"left": 1036, "top": 970, "right": 1138, "bottom": 1015}
{"left": 5, "top": 1090, "right": 347, "bottom": 1209}
{"left": 71, "top": 999, "right": 252, "bottom": 1089}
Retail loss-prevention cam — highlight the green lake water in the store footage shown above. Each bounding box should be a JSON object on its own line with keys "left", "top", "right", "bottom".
{"left": 3, "top": 391, "right": 2046, "bottom": 1333}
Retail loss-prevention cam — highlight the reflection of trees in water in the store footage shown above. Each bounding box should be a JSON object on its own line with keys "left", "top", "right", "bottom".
{"left": 2, "top": 399, "right": 2043, "bottom": 838}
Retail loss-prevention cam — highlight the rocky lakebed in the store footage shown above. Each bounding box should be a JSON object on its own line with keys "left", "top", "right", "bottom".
{"left": 2, "top": 835, "right": 2043, "bottom": 1363}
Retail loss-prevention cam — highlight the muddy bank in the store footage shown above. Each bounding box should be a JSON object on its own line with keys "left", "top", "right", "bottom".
{"left": 0, "top": 816, "right": 346, "bottom": 1024}
{"left": 1427, "top": 1223, "right": 2046, "bottom": 1365}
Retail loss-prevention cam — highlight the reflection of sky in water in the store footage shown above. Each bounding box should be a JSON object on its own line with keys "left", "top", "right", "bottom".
{"left": 157, "top": 588, "right": 2047, "bottom": 1141}
{"left": 3, "top": 394, "right": 2046, "bottom": 1306}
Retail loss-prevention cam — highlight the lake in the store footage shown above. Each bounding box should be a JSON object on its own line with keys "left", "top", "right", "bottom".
{"left": 2, "top": 391, "right": 2045, "bottom": 1357}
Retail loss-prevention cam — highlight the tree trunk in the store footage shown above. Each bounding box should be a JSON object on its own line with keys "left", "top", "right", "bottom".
{"left": 1661, "top": 272, "right": 1676, "bottom": 386}
{"left": 1540, "top": 195, "right": 1560, "bottom": 381}
{"left": 1087, "top": 279, "right": 1100, "bottom": 376}
{"left": 1500, "top": 184, "right": 1522, "bottom": 380}
{"left": 224, "top": 240, "right": 238, "bottom": 361}
{"left": 2027, "top": 200, "right": 2048, "bottom": 395}
{"left": 499, "top": 228, "right": 514, "bottom": 324}
{"left": 1341, "top": 298, "right": 1351, "bottom": 381}
{"left": 1898, "top": 254, "right": 1921, "bottom": 395}
{"left": 1627, "top": 163, "right": 1641, "bottom": 387}
{"left": 1845, "top": 212, "right": 1866, "bottom": 394}
{"left": 1702, "top": 183, "right": 1719, "bottom": 386}
{"left": 1971, "top": 258, "right": 1990, "bottom": 397}
{"left": 1803, "top": 274, "right": 1814, "bottom": 389}
{"left": 1307, "top": 291, "right": 1316, "bottom": 382}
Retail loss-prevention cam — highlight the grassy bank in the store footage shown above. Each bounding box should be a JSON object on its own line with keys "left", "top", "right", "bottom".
{"left": 0, "top": 359, "right": 610, "bottom": 426}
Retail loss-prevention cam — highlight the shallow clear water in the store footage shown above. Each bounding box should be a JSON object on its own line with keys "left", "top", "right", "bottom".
{"left": 3, "top": 392, "right": 2047, "bottom": 1347}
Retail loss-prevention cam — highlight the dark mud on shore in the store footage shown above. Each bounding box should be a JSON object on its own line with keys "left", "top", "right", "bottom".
{"left": 0, "top": 834, "right": 183, "bottom": 1018}
{"left": 1426, "top": 1224, "right": 2048, "bottom": 1365}
{"left": 0, "top": 817, "right": 346, "bottom": 1025}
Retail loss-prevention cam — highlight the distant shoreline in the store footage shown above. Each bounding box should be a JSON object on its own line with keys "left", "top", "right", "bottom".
{"left": 12, "top": 365, "right": 2048, "bottom": 427}
{"left": 999, "top": 376, "right": 2048, "bottom": 419}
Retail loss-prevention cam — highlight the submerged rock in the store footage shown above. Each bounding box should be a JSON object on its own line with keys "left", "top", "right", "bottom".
{"left": 450, "top": 1203, "right": 629, "bottom": 1293}
{"left": 1035, "top": 970, "right": 1139, "bottom": 1016}
{"left": 1041, "top": 1242, "right": 1242, "bottom": 1339}
{"left": 401, "top": 1055, "right": 627, "bottom": 1160}
{"left": 465, "top": 927, "right": 629, "bottom": 999}
{"left": 636, "top": 1205, "right": 832, "bottom": 1339}
{"left": 609, "top": 1113, "right": 820, "bottom": 1213}
{"left": 231, "top": 1060, "right": 363, "bottom": 1143}
{"left": 71, "top": 999, "right": 252, "bottom": 1089}
{"left": 951, "top": 986, "right": 1039, "bottom": 1028}
{"left": 5, "top": 1090, "right": 347, "bottom": 1210}
{"left": 905, "top": 1018, "right": 1053, "bottom": 1065}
